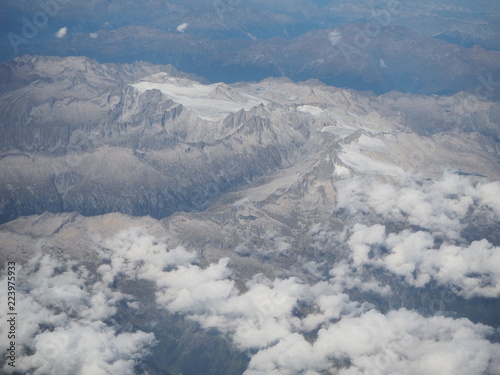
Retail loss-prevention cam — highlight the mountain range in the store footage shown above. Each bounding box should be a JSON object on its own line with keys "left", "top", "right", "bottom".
{"left": 1, "top": 0, "right": 499, "bottom": 95}
{"left": 0, "top": 1, "right": 499, "bottom": 374}
{"left": 0, "top": 54, "right": 499, "bottom": 374}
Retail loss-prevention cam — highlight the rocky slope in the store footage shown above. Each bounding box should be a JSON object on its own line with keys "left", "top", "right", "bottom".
{"left": 1, "top": 56, "right": 500, "bottom": 375}
{"left": 1, "top": 56, "right": 499, "bottom": 225}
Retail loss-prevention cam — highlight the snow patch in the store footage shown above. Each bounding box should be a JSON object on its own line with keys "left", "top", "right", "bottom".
{"left": 131, "top": 74, "right": 269, "bottom": 121}
{"left": 328, "top": 30, "right": 342, "bottom": 46}
{"left": 358, "top": 134, "right": 389, "bottom": 152}
{"left": 321, "top": 125, "right": 357, "bottom": 138}
{"left": 297, "top": 105, "right": 325, "bottom": 117}
{"left": 339, "top": 144, "right": 404, "bottom": 176}
{"left": 334, "top": 164, "right": 351, "bottom": 178}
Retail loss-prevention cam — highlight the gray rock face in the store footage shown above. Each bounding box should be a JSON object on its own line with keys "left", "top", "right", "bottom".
{"left": 0, "top": 56, "right": 499, "bottom": 225}
{"left": 0, "top": 57, "right": 307, "bottom": 222}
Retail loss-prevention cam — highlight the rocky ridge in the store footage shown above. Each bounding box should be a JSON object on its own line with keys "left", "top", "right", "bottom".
{"left": 0, "top": 56, "right": 499, "bottom": 224}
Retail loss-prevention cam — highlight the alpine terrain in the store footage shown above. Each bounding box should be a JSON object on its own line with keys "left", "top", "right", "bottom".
{"left": 0, "top": 1, "right": 500, "bottom": 375}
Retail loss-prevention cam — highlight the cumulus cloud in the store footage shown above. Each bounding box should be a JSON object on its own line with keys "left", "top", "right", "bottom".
{"left": 155, "top": 258, "right": 236, "bottom": 313}
{"left": 343, "top": 223, "right": 500, "bottom": 298}
{"left": 335, "top": 173, "right": 490, "bottom": 239}
{"left": 328, "top": 259, "right": 392, "bottom": 296}
{"left": 335, "top": 173, "right": 500, "bottom": 298}
{"left": 245, "top": 309, "right": 500, "bottom": 375}
{"left": 15, "top": 322, "right": 154, "bottom": 375}
{"left": 386, "top": 234, "right": 500, "bottom": 297}
{"left": 93, "top": 230, "right": 357, "bottom": 350}
{"left": 97, "top": 227, "right": 195, "bottom": 284}
{"left": 55, "top": 27, "right": 68, "bottom": 38}
{"left": 92, "top": 229, "right": 500, "bottom": 375}
{"left": 0, "top": 253, "right": 155, "bottom": 375}
{"left": 316, "top": 309, "right": 500, "bottom": 375}
{"left": 95, "top": 229, "right": 305, "bottom": 349}
{"left": 3, "top": 222, "right": 500, "bottom": 375}
{"left": 348, "top": 223, "right": 386, "bottom": 267}
{"left": 176, "top": 23, "right": 189, "bottom": 33}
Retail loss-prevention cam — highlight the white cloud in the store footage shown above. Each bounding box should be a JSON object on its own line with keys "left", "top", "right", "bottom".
{"left": 155, "top": 258, "right": 236, "bottom": 313}
{"left": 318, "top": 309, "right": 500, "bottom": 375}
{"left": 55, "top": 27, "right": 68, "bottom": 38}
{"left": 0, "top": 252, "right": 155, "bottom": 375}
{"left": 383, "top": 229, "right": 435, "bottom": 287}
{"left": 16, "top": 322, "right": 155, "bottom": 375}
{"left": 334, "top": 173, "right": 500, "bottom": 298}
{"left": 348, "top": 223, "right": 386, "bottom": 267}
{"left": 328, "top": 260, "right": 392, "bottom": 295}
{"left": 176, "top": 23, "right": 189, "bottom": 33}
{"left": 95, "top": 230, "right": 304, "bottom": 349}
{"left": 2, "top": 221, "right": 499, "bottom": 375}
{"left": 336, "top": 173, "right": 500, "bottom": 238}
{"left": 93, "top": 229, "right": 500, "bottom": 374}
{"left": 97, "top": 227, "right": 195, "bottom": 285}
{"left": 245, "top": 309, "right": 500, "bottom": 375}
{"left": 342, "top": 223, "right": 500, "bottom": 298}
